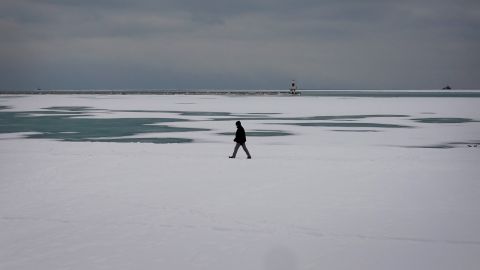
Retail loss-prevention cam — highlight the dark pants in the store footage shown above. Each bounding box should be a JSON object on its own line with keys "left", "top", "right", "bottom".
{"left": 231, "top": 143, "right": 251, "bottom": 158}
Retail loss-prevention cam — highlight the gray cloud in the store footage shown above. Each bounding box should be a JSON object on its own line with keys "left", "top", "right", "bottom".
{"left": 1, "top": 0, "right": 479, "bottom": 89}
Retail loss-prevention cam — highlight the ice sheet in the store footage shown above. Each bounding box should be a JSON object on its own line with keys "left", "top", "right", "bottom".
{"left": 1, "top": 94, "right": 480, "bottom": 270}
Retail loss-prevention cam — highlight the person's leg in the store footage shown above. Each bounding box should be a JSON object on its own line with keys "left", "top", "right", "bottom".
{"left": 230, "top": 143, "right": 241, "bottom": 158}
{"left": 241, "top": 143, "right": 251, "bottom": 158}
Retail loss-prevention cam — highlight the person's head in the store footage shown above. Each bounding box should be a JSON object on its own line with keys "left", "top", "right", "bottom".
{"left": 236, "top": 121, "right": 241, "bottom": 127}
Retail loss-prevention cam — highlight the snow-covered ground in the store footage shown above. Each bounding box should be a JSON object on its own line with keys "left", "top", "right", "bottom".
{"left": 1, "top": 94, "right": 480, "bottom": 270}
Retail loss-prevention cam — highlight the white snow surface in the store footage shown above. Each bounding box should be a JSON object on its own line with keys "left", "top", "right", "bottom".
{"left": 1, "top": 94, "right": 480, "bottom": 270}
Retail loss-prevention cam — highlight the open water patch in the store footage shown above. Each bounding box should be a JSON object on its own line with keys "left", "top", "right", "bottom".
{"left": 112, "top": 110, "right": 234, "bottom": 117}
{"left": 21, "top": 111, "right": 91, "bottom": 117}
{"left": 112, "top": 110, "right": 284, "bottom": 120}
{"left": 0, "top": 95, "right": 27, "bottom": 99}
{"left": 281, "top": 122, "right": 412, "bottom": 129}
{"left": 211, "top": 114, "right": 410, "bottom": 122}
{"left": 300, "top": 114, "right": 410, "bottom": 121}
{"left": 170, "top": 111, "right": 232, "bottom": 117}
{"left": 16, "top": 106, "right": 105, "bottom": 117}
{"left": 83, "top": 137, "right": 193, "bottom": 144}
{"left": 0, "top": 110, "right": 207, "bottom": 143}
{"left": 109, "top": 111, "right": 408, "bottom": 123}
{"left": 332, "top": 129, "right": 380, "bottom": 132}
{"left": 404, "top": 140, "right": 480, "bottom": 149}
{"left": 405, "top": 144, "right": 456, "bottom": 149}
{"left": 411, "top": 117, "right": 477, "bottom": 124}
{"left": 247, "top": 112, "right": 282, "bottom": 115}
{"left": 44, "top": 106, "right": 97, "bottom": 112}
{"left": 159, "top": 110, "right": 280, "bottom": 118}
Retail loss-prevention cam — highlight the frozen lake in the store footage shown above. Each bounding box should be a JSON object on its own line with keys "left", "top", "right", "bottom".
{"left": 1, "top": 94, "right": 480, "bottom": 269}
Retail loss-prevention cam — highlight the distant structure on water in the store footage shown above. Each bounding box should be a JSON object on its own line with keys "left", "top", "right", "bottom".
{"left": 442, "top": 85, "right": 452, "bottom": 90}
{"left": 289, "top": 80, "right": 299, "bottom": 95}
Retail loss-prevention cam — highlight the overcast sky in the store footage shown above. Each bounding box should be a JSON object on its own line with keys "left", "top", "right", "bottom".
{"left": 1, "top": 0, "right": 479, "bottom": 90}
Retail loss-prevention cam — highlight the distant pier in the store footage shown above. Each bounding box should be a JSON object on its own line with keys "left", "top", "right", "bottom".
{"left": 0, "top": 89, "right": 288, "bottom": 95}
{"left": 1, "top": 89, "right": 480, "bottom": 97}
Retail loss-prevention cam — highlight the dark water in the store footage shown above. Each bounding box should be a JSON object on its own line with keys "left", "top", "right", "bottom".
{"left": 1, "top": 105, "right": 478, "bottom": 146}
{"left": 285, "top": 122, "right": 412, "bottom": 128}
{"left": 0, "top": 107, "right": 207, "bottom": 143}
{"left": 411, "top": 118, "right": 477, "bottom": 124}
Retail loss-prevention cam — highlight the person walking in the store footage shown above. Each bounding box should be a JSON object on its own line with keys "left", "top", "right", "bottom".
{"left": 229, "top": 121, "right": 252, "bottom": 159}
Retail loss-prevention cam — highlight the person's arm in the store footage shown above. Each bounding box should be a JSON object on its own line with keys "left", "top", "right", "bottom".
{"left": 234, "top": 129, "right": 239, "bottom": 142}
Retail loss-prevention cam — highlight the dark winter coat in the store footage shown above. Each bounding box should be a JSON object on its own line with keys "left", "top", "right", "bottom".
{"left": 234, "top": 125, "right": 247, "bottom": 144}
